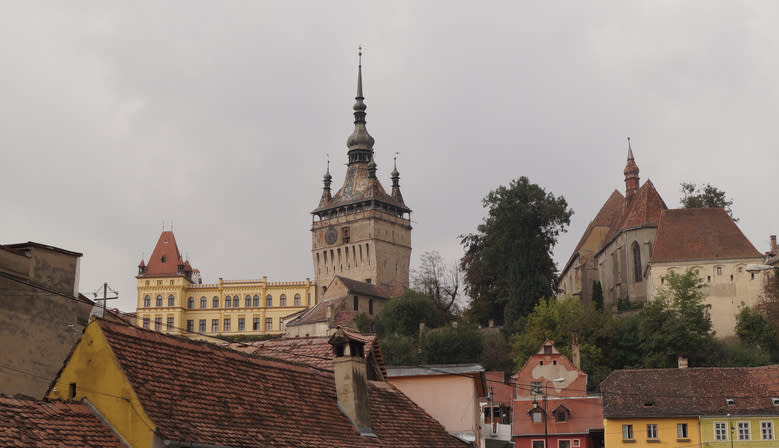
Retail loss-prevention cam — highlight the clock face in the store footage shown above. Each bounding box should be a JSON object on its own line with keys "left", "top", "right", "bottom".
{"left": 325, "top": 227, "right": 338, "bottom": 245}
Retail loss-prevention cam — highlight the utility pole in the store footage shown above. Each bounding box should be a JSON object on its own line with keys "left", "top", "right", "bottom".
{"left": 93, "top": 282, "right": 119, "bottom": 318}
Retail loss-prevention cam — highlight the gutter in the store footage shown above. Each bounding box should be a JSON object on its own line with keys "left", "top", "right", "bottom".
{"left": 164, "top": 441, "right": 243, "bottom": 448}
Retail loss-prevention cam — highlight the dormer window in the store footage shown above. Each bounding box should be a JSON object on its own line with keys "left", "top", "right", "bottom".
{"left": 552, "top": 404, "right": 570, "bottom": 422}
{"left": 644, "top": 400, "right": 655, "bottom": 407}
{"left": 161, "top": 255, "right": 166, "bottom": 263}
{"left": 726, "top": 398, "right": 735, "bottom": 406}
{"left": 772, "top": 397, "right": 779, "bottom": 406}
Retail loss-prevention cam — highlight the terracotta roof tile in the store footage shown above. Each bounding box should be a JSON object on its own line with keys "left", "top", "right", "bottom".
{"left": 142, "top": 231, "right": 193, "bottom": 276}
{"left": 649, "top": 208, "right": 762, "bottom": 263}
{"left": 334, "top": 276, "right": 405, "bottom": 299}
{"left": 513, "top": 397, "right": 603, "bottom": 436}
{"left": 601, "top": 366, "right": 779, "bottom": 418}
{"left": 0, "top": 396, "right": 125, "bottom": 447}
{"left": 94, "top": 320, "right": 460, "bottom": 447}
{"left": 286, "top": 296, "right": 346, "bottom": 326}
{"left": 598, "top": 180, "right": 667, "bottom": 254}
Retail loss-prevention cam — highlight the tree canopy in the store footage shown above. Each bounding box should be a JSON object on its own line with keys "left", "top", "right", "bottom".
{"left": 411, "top": 250, "right": 462, "bottom": 322}
{"left": 680, "top": 182, "right": 737, "bottom": 220}
{"left": 460, "top": 176, "right": 573, "bottom": 331}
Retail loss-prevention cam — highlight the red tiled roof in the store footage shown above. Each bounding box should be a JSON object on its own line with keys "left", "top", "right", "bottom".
{"left": 287, "top": 296, "right": 346, "bottom": 326}
{"left": 513, "top": 397, "right": 603, "bottom": 436}
{"left": 92, "top": 320, "right": 462, "bottom": 447}
{"left": 601, "top": 366, "right": 779, "bottom": 418}
{"left": 229, "top": 329, "right": 387, "bottom": 379}
{"left": 0, "top": 396, "right": 124, "bottom": 447}
{"left": 334, "top": 276, "right": 406, "bottom": 299}
{"left": 649, "top": 208, "right": 762, "bottom": 263}
{"left": 142, "top": 231, "right": 192, "bottom": 276}
{"left": 598, "top": 180, "right": 667, "bottom": 254}
{"left": 562, "top": 190, "right": 625, "bottom": 273}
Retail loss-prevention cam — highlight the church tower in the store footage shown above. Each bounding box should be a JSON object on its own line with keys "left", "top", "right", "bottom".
{"left": 311, "top": 54, "right": 412, "bottom": 297}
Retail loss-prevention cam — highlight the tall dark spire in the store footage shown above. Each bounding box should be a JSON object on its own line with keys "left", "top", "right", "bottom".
{"left": 391, "top": 153, "right": 405, "bottom": 204}
{"left": 624, "top": 137, "right": 640, "bottom": 199}
{"left": 346, "top": 46, "right": 375, "bottom": 164}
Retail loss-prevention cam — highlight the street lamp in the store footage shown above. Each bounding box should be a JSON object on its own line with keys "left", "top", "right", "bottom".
{"left": 543, "top": 378, "right": 565, "bottom": 448}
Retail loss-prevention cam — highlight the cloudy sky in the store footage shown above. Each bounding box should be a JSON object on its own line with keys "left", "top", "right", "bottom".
{"left": 3, "top": 2, "right": 777, "bottom": 312}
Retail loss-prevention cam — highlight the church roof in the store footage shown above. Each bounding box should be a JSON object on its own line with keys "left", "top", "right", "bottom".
{"left": 72, "top": 319, "right": 463, "bottom": 448}
{"left": 313, "top": 163, "right": 410, "bottom": 214}
{"left": 562, "top": 189, "right": 625, "bottom": 273}
{"left": 597, "top": 179, "right": 667, "bottom": 255}
{"left": 649, "top": 208, "right": 761, "bottom": 263}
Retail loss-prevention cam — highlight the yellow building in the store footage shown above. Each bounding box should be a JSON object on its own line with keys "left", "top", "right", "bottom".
{"left": 136, "top": 230, "right": 316, "bottom": 337}
{"left": 601, "top": 365, "right": 779, "bottom": 448}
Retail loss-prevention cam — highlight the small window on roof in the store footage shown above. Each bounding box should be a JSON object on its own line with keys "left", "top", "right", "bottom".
{"left": 726, "top": 398, "right": 735, "bottom": 406}
{"left": 772, "top": 397, "right": 779, "bottom": 406}
{"left": 644, "top": 400, "right": 655, "bottom": 407}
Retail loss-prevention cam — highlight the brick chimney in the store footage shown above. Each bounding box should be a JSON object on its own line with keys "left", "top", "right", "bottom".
{"left": 771, "top": 235, "right": 777, "bottom": 255}
{"left": 329, "top": 327, "right": 374, "bottom": 436}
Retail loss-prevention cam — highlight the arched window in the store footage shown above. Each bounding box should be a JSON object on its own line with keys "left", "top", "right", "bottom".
{"left": 280, "top": 294, "right": 287, "bottom": 307}
{"left": 156, "top": 295, "right": 163, "bottom": 307}
{"left": 225, "top": 296, "right": 232, "bottom": 308}
{"left": 200, "top": 296, "right": 207, "bottom": 308}
{"left": 294, "top": 294, "right": 301, "bottom": 306}
{"left": 213, "top": 296, "right": 219, "bottom": 308}
{"left": 266, "top": 294, "right": 273, "bottom": 307}
{"left": 245, "top": 295, "right": 251, "bottom": 308}
{"left": 632, "top": 241, "right": 642, "bottom": 282}
{"left": 143, "top": 295, "right": 151, "bottom": 307}
{"left": 187, "top": 297, "right": 194, "bottom": 309}
{"left": 233, "top": 295, "right": 240, "bottom": 308}
{"left": 168, "top": 294, "right": 175, "bottom": 307}
{"left": 253, "top": 295, "right": 259, "bottom": 307}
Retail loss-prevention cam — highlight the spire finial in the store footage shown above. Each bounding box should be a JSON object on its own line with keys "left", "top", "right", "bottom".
{"left": 627, "top": 137, "right": 634, "bottom": 161}
{"left": 391, "top": 152, "right": 400, "bottom": 178}
{"left": 356, "top": 46, "right": 364, "bottom": 100}
{"left": 346, "top": 47, "right": 375, "bottom": 158}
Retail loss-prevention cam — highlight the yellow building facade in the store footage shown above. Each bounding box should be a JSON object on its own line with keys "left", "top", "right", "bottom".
{"left": 136, "top": 231, "right": 316, "bottom": 337}
{"left": 604, "top": 417, "right": 700, "bottom": 448}
{"left": 701, "top": 416, "right": 778, "bottom": 447}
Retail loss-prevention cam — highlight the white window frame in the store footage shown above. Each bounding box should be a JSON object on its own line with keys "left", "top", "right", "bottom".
{"left": 714, "top": 422, "right": 728, "bottom": 441}
{"left": 738, "top": 421, "right": 750, "bottom": 440}
{"left": 677, "top": 423, "right": 689, "bottom": 439}
{"left": 647, "top": 424, "right": 658, "bottom": 439}
{"left": 761, "top": 421, "right": 774, "bottom": 440}
{"left": 623, "top": 424, "right": 634, "bottom": 440}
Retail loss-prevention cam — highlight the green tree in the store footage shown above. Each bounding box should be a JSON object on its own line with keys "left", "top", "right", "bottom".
{"left": 460, "top": 177, "right": 573, "bottom": 330}
{"left": 421, "top": 325, "right": 482, "bottom": 364}
{"left": 592, "top": 280, "right": 604, "bottom": 311}
{"left": 736, "top": 304, "right": 777, "bottom": 351}
{"left": 375, "top": 290, "right": 439, "bottom": 338}
{"left": 637, "top": 269, "right": 719, "bottom": 367}
{"left": 680, "top": 182, "right": 737, "bottom": 221}
{"left": 380, "top": 334, "right": 418, "bottom": 365}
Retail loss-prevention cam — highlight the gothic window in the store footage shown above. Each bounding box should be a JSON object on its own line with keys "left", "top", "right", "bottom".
{"left": 343, "top": 226, "right": 350, "bottom": 243}
{"left": 168, "top": 294, "right": 175, "bottom": 307}
{"left": 632, "top": 241, "right": 642, "bottom": 282}
{"left": 233, "top": 295, "right": 240, "bottom": 308}
{"left": 225, "top": 296, "right": 232, "bottom": 308}
{"left": 294, "top": 294, "right": 301, "bottom": 306}
{"left": 280, "top": 294, "right": 287, "bottom": 307}
{"left": 253, "top": 295, "right": 259, "bottom": 307}
{"left": 143, "top": 295, "right": 151, "bottom": 307}
{"left": 266, "top": 294, "right": 273, "bottom": 307}
{"left": 245, "top": 295, "right": 252, "bottom": 308}
{"left": 156, "top": 295, "right": 163, "bottom": 307}
{"left": 200, "top": 296, "right": 207, "bottom": 308}
{"left": 213, "top": 296, "right": 219, "bottom": 308}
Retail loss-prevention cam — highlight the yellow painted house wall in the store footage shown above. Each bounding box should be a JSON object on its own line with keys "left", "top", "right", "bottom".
{"left": 701, "top": 416, "right": 779, "bottom": 447}
{"left": 136, "top": 276, "right": 317, "bottom": 337}
{"left": 48, "top": 320, "right": 156, "bottom": 448}
{"left": 604, "top": 417, "right": 700, "bottom": 448}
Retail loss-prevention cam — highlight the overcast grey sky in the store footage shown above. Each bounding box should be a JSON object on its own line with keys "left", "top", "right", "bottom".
{"left": 2, "top": 2, "right": 777, "bottom": 311}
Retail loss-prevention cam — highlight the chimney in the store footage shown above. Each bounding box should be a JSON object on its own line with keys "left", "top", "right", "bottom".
{"left": 326, "top": 302, "right": 335, "bottom": 328}
{"left": 678, "top": 355, "right": 688, "bottom": 369}
{"left": 771, "top": 235, "right": 777, "bottom": 255}
{"left": 329, "top": 327, "right": 374, "bottom": 436}
{"left": 571, "top": 332, "right": 581, "bottom": 369}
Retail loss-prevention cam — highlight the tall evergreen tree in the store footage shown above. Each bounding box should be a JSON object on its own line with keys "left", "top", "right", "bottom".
{"left": 460, "top": 177, "right": 572, "bottom": 331}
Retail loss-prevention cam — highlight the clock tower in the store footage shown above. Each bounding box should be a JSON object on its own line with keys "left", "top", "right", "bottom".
{"left": 311, "top": 57, "right": 412, "bottom": 297}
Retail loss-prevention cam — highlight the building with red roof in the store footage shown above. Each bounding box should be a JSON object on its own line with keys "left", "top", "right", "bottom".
{"left": 0, "top": 396, "right": 125, "bottom": 447}
{"left": 646, "top": 207, "right": 764, "bottom": 336}
{"left": 48, "top": 318, "right": 470, "bottom": 448}
{"left": 558, "top": 139, "right": 667, "bottom": 308}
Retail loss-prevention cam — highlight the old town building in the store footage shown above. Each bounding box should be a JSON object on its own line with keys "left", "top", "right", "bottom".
{"left": 135, "top": 230, "right": 315, "bottom": 337}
